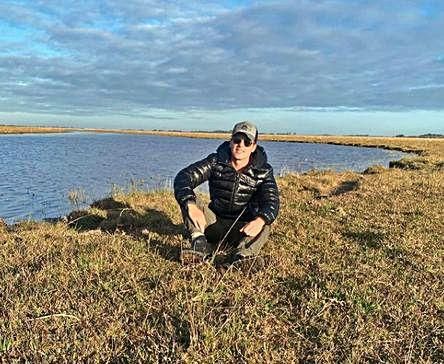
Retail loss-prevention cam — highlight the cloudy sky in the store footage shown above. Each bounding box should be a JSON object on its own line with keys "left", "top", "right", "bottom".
{"left": 0, "top": 0, "right": 443, "bottom": 135}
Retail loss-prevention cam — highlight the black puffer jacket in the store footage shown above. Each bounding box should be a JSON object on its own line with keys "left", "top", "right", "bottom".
{"left": 174, "top": 141, "right": 279, "bottom": 224}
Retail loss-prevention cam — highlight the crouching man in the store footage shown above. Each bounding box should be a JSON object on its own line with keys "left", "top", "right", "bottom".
{"left": 174, "top": 121, "right": 279, "bottom": 270}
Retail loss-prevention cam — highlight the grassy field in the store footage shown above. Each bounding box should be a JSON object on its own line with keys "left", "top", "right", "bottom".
{"left": 0, "top": 135, "right": 443, "bottom": 362}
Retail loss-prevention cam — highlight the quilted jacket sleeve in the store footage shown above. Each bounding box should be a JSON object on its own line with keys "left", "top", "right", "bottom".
{"left": 256, "top": 166, "right": 280, "bottom": 224}
{"left": 174, "top": 154, "right": 215, "bottom": 208}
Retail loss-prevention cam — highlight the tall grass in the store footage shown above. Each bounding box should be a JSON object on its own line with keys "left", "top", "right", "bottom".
{"left": 0, "top": 136, "right": 442, "bottom": 362}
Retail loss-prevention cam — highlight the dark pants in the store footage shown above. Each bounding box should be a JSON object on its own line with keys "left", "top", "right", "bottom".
{"left": 181, "top": 198, "right": 270, "bottom": 257}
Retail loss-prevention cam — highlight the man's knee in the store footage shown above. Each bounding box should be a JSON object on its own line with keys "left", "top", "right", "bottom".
{"left": 236, "top": 224, "right": 270, "bottom": 257}
{"left": 180, "top": 197, "right": 217, "bottom": 236}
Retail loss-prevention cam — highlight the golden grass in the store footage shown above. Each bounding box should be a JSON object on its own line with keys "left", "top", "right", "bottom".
{"left": 0, "top": 131, "right": 443, "bottom": 361}
{"left": 0, "top": 125, "right": 76, "bottom": 134}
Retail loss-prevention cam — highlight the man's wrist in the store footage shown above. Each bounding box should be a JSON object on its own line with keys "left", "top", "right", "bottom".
{"left": 186, "top": 201, "right": 197, "bottom": 212}
{"left": 255, "top": 216, "right": 266, "bottom": 226}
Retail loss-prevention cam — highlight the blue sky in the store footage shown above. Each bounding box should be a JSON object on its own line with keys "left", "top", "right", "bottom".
{"left": 0, "top": 0, "right": 443, "bottom": 135}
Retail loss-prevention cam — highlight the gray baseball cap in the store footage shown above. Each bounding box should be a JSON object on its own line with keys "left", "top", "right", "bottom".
{"left": 232, "top": 121, "right": 258, "bottom": 142}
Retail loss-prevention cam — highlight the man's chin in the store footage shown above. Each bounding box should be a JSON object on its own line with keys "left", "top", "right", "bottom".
{"left": 233, "top": 153, "right": 246, "bottom": 160}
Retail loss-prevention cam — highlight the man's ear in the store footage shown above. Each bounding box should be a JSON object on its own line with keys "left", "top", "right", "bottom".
{"left": 251, "top": 143, "right": 257, "bottom": 153}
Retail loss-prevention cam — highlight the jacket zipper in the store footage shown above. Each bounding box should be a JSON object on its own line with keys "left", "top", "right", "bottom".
{"left": 229, "top": 171, "right": 240, "bottom": 212}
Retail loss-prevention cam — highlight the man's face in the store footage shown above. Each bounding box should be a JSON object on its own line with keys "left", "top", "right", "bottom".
{"left": 230, "top": 133, "right": 257, "bottom": 162}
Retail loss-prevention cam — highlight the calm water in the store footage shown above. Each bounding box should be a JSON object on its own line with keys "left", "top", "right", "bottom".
{"left": 0, "top": 132, "right": 410, "bottom": 223}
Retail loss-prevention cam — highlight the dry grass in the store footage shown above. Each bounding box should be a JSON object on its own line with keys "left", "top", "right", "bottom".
{"left": 0, "top": 125, "right": 76, "bottom": 134}
{"left": 0, "top": 135, "right": 443, "bottom": 362}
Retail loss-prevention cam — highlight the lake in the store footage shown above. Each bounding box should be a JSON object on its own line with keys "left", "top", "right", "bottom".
{"left": 0, "top": 132, "right": 411, "bottom": 223}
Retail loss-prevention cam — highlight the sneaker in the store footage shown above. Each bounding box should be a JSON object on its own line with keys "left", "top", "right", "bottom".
{"left": 191, "top": 235, "right": 212, "bottom": 255}
{"left": 180, "top": 235, "right": 212, "bottom": 265}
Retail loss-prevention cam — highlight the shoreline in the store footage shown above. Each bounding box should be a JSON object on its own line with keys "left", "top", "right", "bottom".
{"left": 0, "top": 125, "right": 77, "bottom": 134}
{"left": 2, "top": 124, "right": 443, "bottom": 158}
{"left": 0, "top": 126, "right": 441, "bottom": 225}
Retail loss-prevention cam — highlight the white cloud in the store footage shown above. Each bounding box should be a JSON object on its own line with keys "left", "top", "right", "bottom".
{"left": 0, "top": 0, "right": 443, "bottom": 121}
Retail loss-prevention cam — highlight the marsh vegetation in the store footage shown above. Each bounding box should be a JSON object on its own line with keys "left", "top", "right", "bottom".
{"left": 0, "top": 134, "right": 442, "bottom": 362}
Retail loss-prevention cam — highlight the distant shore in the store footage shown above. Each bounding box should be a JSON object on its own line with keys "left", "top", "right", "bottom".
{"left": 1, "top": 124, "right": 443, "bottom": 160}
{"left": 0, "top": 125, "right": 77, "bottom": 134}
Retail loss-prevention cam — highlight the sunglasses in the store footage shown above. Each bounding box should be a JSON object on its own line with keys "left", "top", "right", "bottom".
{"left": 231, "top": 134, "right": 253, "bottom": 147}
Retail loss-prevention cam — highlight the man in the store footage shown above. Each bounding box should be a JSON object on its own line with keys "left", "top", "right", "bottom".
{"left": 174, "top": 121, "right": 279, "bottom": 270}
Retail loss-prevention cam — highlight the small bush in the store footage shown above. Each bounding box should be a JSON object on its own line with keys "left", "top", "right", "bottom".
{"left": 363, "top": 165, "right": 387, "bottom": 174}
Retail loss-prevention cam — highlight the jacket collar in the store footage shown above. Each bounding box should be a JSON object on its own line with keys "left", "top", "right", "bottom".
{"left": 216, "top": 141, "right": 268, "bottom": 169}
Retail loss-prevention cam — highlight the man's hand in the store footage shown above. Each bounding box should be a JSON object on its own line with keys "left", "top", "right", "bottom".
{"left": 240, "top": 216, "right": 266, "bottom": 237}
{"left": 187, "top": 203, "right": 207, "bottom": 232}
